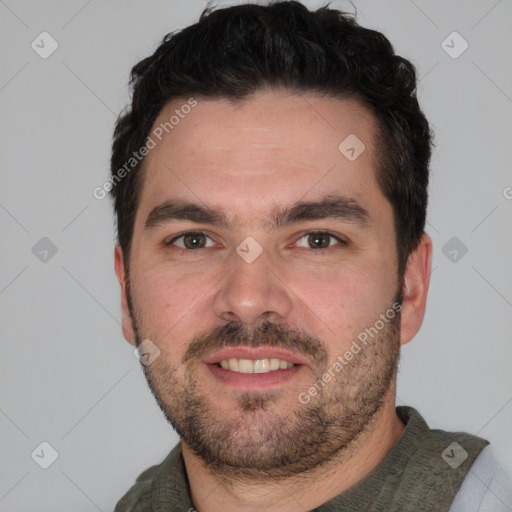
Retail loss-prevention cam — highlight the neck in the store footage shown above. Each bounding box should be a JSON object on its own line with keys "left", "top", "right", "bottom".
{"left": 182, "top": 386, "right": 405, "bottom": 512}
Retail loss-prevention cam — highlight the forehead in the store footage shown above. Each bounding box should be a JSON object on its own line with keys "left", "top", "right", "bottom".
{"left": 135, "top": 91, "right": 388, "bottom": 230}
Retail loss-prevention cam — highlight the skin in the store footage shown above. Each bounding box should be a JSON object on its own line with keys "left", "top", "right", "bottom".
{"left": 115, "top": 90, "right": 432, "bottom": 511}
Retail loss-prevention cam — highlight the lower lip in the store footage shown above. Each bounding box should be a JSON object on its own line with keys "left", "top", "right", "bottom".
{"left": 205, "top": 363, "right": 304, "bottom": 391}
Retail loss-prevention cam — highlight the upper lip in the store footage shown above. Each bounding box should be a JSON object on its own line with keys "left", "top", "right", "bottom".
{"left": 202, "top": 347, "right": 309, "bottom": 366}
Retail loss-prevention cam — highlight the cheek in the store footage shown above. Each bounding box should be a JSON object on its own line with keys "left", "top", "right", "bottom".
{"left": 293, "top": 263, "right": 391, "bottom": 344}
{"left": 131, "top": 267, "right": 207, "bottom": 357}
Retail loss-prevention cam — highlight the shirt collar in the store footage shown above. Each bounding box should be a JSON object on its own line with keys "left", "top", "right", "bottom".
{"left": 149, "top": 406, "right": 426, "bottom": 511}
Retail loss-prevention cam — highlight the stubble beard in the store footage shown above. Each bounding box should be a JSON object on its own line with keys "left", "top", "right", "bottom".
{"left": 129, "top": 293, "right": 401, "bottom": 481}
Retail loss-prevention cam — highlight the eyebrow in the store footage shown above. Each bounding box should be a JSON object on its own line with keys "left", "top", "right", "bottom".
{"left": 144, "top": 194, "right": 371, "bottom": 233}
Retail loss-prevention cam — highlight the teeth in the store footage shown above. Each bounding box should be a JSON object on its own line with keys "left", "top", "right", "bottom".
{"left": 238, "top": 359, "right": 253, "bottom": 373}
{"left": 269, "top": 358, "right": 280, "bottom": 371}
{"left": 217, "top": 358, "right": 295, "bottom": 373}
{"left": 253, "top": 359, "right": 269, "bottom": 373}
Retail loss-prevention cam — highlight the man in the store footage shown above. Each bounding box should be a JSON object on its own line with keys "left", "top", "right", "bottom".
{"left": 110, "top": 2, "right": 511, "bottom": 510}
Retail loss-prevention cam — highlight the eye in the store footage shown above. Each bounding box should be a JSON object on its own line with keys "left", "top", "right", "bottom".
{"left": 295, "top": 231, "right": 347, "bottom": 251}
{"left": 163, "top": 230, "right": 347, "bottom": 254}
{"left": 165, "top": 231, "right": 215, "bottom": 251}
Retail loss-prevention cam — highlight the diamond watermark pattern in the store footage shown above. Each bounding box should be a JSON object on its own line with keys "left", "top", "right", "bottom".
{"left": 442, "top": 237, "right": 468, "bottom": 263}
{"left": 441, "top": 32, "right": 468, "bottom": 59}
{"left": 134, "top": 339, "right": 161, "bottom": 366}
{"left": 31, "top": 441, "right": 59, "bottom": 469}
{"left": 32, "top": 237, "right": 58, "bottom": 263}
{"left": 338, "top": 134, "right": 366, "bottom": 161}
{"left": 442, "top": 442, "right": 468, "bottom": 469}
{"left": 31, "top": 32, "right": 59, "bottom": 59}
{"left": 236, "top": 236, "right": 263, "bottom": 264}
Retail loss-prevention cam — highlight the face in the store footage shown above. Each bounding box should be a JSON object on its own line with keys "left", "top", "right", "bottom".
{"left": 116, "top": 91, "right": 413, "bottom": 480}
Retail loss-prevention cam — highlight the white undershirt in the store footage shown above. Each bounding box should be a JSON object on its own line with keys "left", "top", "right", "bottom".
{"left": 449, "top": 445, "right": 512, "bottom": 511}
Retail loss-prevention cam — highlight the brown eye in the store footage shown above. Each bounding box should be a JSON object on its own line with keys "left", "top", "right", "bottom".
{"left": 308, "top": 232, "right": 330, "bottom": 249}
{"left": 182, "top": 232, "right": 207, "bottom": 249}
{"left": 296, "top": 231, "right": 346, "bottom": 250}
{"left": 166, "top": 231, "right": 214, "bottom": 250}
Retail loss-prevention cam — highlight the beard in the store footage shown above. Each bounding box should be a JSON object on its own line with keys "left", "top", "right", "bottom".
{"left": 128, "top": 289, "right": 402, "bottom": 482}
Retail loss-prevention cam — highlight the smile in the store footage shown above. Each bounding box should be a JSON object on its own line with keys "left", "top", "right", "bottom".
{"left": 216, "top": 358, "right": 295, "bottom": 373}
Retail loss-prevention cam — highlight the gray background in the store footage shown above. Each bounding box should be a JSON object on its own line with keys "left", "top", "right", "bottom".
{"left": 1, "top": 0, "right": 511, "bottom": 510}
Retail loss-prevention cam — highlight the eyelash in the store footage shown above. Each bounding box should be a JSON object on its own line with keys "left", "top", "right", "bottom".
{"left": 163, "top": 230, "right": 348, "bottom": 255}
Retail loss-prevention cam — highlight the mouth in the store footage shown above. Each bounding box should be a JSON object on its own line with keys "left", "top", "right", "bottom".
{"left": 202, "top": 347, "right": 307, "bottom": 390}
{"left": 215, "top": 357, "right": 295, "bottom": 373}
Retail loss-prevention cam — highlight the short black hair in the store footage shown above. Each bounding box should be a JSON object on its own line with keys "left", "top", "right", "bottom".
{"left": 110, "top": 0, "right": 433, "bottom": 278}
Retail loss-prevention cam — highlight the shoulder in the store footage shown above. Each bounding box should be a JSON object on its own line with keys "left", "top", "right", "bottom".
{"left": 114, "top": 462, "right": 160, "bottom": 512}
{"left": 449, "top": 444, "right": 512, "bottom": 512}
{"left": 114, "top": 444, "right": 182, "bottom": 512}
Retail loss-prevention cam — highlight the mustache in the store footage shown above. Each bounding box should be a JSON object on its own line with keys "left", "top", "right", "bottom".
{"left": 181, "top": 320, "right": 328, "bottom": 369}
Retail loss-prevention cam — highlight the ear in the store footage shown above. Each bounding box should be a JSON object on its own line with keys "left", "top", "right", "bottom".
{"left": 114, "top": 245, "right": 136, "bottom": 346}
{"left": 399, "top": 233, "right": 433, "bottom": 346}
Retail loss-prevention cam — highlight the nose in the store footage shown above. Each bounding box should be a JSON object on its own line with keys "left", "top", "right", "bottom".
{"left": 212, "top": 241, "right": 294, "bottom": 328}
